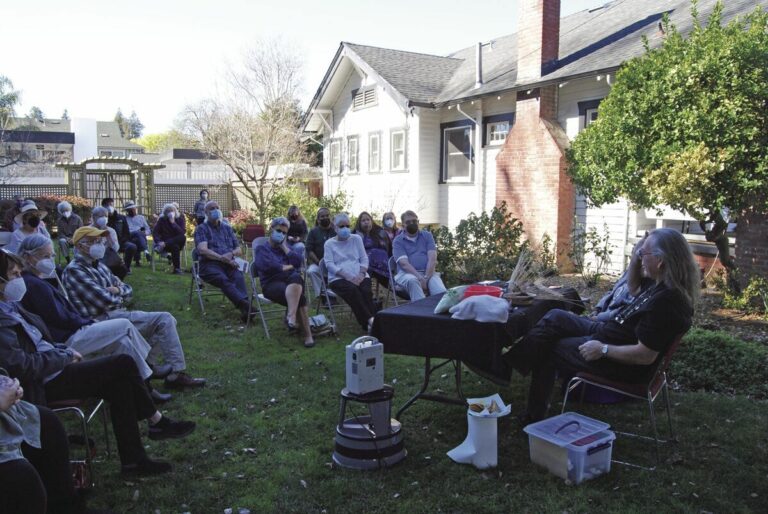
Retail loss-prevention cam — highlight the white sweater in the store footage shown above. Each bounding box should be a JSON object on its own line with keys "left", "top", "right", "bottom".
{"left": 323, "top": 234, "right": 369, "bottom": 283}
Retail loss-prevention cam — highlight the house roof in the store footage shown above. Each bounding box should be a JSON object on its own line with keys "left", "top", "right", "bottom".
{"left": 96, "top": 121, "right": 143, "bottom": 150}
{"left": 9, "top": 117, "right": 71, "bottom": 132}
{"left": 304, "top": 0, "right": 762, "bottom": 129}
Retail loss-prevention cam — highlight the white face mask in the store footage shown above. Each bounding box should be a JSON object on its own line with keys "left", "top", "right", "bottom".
{"left": 95, "top": 217, "right": 108, "bottom": 228}
{"left": 89, "top": 243, "right": 106, "bottom": 260}
{"left": 384, "top": 219, "right": 395, "bottom": 228}
{"left": 107, "top": 206, "right": 115, "bottom": 214}
{"left": 1, "top": 277, "right": 27, "bottom": 303}
{"left": 35, "top": 257, "right": 56, "bottom": 277}
{"left": 62, "top": 211, "right": 72, "bottom": 219}
{"left": 167, "top": 212, "right": 175, "bottom": 220}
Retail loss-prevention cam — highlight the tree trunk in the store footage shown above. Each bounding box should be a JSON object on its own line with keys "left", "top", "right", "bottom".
{"left": 700, "top": 211, "right": 739, "bottom": 293}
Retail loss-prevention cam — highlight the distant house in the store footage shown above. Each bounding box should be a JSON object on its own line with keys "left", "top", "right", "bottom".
{"left": 95, "top": 121, "right": 144, "bottom": 157}
{"left": 302, "top": 0, "right": 759, "bottom": 273}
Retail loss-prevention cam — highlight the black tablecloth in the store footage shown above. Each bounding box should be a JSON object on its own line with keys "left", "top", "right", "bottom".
{"left": 371, "top": 294, "right": 571, "bottom": 378}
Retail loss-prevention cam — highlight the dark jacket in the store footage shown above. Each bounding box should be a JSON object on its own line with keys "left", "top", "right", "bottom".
{"left": 152, "top": 216, "right": 186, "bottom": 244}
{"left": 0, "top": 304, "right": 73, "bottom": 405}
{"left": 107, "top": 212, "right": 131, "bottom": 247}
{"left": 20, "top": 271, "right": 92, "bottom": 343}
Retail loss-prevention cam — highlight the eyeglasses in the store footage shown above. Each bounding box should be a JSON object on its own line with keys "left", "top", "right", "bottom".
{"left": 337, "top": 224, "right": 350, "bottom": 229}
{"left": 81, "top": 238, "right": 107, "bottom": 246}
{"left": 637, "top": 250, "right": 656, "bottom": 258}
{"left": 274, "top": 229, "right": 288, "bottom": 235}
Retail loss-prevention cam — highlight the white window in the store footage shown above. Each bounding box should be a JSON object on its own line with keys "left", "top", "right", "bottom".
{"left": 368, "top": 133, "right": 380, "bottom": 172}
{"left": 442, "top": 125, "right": 473, "bottom": 182}
{"left": 352, "top": 87, "right": 377, "bottom": 110}
{"left": 585, "top": 108, "right": 599, "bottom": 127}
{"left": 390, "top": 129, "right": 406, "bottom": 171}
{"left": 329, "top": 140, "right": 341, "bottom": 175}
{"left": 487, "top": 121, "right": 510, "bottom": 144}
{"left": 347, "top": 136, "right": 358, "bottom": 173}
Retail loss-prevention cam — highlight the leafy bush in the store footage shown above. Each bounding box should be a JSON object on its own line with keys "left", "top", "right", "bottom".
{"left": 720, "top": 275, "right": 768, "bottom": 318}
{"left": 530, "top": 233, "right": 559, "bottom": 277}
{"left": 430, "top": 202, "right": 527, "bottom": 285}
{"left": 672, "top": 328, "right": 768, "bottom": 398}
{"left": 568, "top": 222, "right": 613, "bottom": 287}
{"left": 227, "top": 209, "right": 259, "bottom": 237}
{"left": 266, "top": 184, "right": 348, "bottom": 224}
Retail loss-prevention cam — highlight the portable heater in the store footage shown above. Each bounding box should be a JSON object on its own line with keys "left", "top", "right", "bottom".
{"left": 345, "top": 336, "right": 384, "bottom": 395}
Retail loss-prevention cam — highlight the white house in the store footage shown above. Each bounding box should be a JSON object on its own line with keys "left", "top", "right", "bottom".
{"left": 302, "top": 0, "right": 758, "bottom": 274}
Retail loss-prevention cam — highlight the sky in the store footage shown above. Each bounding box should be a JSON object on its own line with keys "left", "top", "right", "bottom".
{"left": 1, "top": 0, "right": 611, "bottom": 135}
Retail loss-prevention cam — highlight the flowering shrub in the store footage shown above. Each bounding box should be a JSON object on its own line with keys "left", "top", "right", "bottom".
{"left": 227, "top": 209, "right": 259, "bottom": 237}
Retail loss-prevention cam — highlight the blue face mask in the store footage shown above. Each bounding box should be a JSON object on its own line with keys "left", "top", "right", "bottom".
{"left": 271, "top": 230, "right": 286, "bottom": 244}
{"left": 209, "top": 209, "right": 222, "bottom": 221}
{"left": 337, "top": 227, "right": 351, "bottom": 240}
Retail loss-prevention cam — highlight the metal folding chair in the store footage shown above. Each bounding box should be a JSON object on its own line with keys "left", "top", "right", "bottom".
{"left": 384, "top": 256, "right": 411, "bottom": 307}
{"left": 49, "top": 398, "right": 110, "bottom": 489}
{"left": 561, "top": 332, "right": 688, "bottom": 470}
{"left": 246, "top": 237, "right": 286, "bottom": 337}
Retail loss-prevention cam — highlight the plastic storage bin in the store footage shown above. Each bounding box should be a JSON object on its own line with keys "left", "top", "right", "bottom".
{"left": 463, "top": 285, "right": 503, "bottom": 299}
{"left": 523, "top": 412, "right": 615, "bottom": 485}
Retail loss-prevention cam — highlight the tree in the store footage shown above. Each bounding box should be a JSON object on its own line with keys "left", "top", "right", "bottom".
{"left": 182, "top": 38, "right": 310, "bottom": 224}
{"left": 61, "top": 109, "right": 69, "bottom": 120}
{"left": 114, "top": 108, "right": 128, "bottom": 137}
{"left": 0, "top": 75, "right": 23, "bottom": 172}
{"left": 134, "top": 129, "right": 198, "bottom": 152}
{"left": 27, "top": 106, "right": 44, "bottom": 123}
{"left": 127, "top": 110, "right": 144, "bottom": 139}
{"left": 567, "top": 1, "right": 768, "bottom": 286}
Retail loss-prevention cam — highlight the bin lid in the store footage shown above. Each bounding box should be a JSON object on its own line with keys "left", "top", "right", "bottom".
{"left": 523, "top": 412, "right": 611, "bottom": 448}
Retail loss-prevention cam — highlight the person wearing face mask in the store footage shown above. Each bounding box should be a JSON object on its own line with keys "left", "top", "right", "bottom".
{"left": 286, "top": 205, "right": 308, "bottom": 253}
{"left": 63, "top": 227, "right": 206, "bottom": 390}
{"left": 5, "top": 200, "right": 52, "bottom": 255}
{"left": 101, "top": 198, "right": 137, "bottom": 275}
{"left": 193, "top": 190, "right": 209, "bottom": 225}
{"left": 194, "top": 201, "right": 253, "bottom": 322}
{"left": 55, "top": 201, "right": 82, "bottom": 264}
{"left": 0, "top": 250, "right": 198, "bottom": 477}
{"left": 325, "top": 213, "right": 376, "bottom": 334}
{"left": 381, "top": 211, "right": 401, "bottom": 250}
{"left": 305, "top": 207, "right": 337, "bottom": 303}
{"left": 123, "top": 201, "right": 152, "bottom": 267}
{"left": 17, "top": 235, "right": 163, "bottom": 394}
{"left": 89, "top": 206, "right": 129, "bottom": 280}
{"left": 353, "top": 211, "right": 390, "bottom": 286}
{"left": 392, "top": 210, "right": 447, "bottom": 301}
{"left": 152, "top": 203, "right": 186, "bottom": 274}
{"left": 253, "top": 217, "right": 315, "bottom": 348}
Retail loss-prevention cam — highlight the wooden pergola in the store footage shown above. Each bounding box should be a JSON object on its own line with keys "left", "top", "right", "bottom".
{"left": 56, "top": 157, "right": 165, "bottom": 215}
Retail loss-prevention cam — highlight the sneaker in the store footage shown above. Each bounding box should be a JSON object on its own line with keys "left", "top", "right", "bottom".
{"left": 121, "top": 456, "right": 173, "bottom": 475}
{"left": 172, "top": 268, "right": 183, "bottom": 275}
{"left": 147, "top": 416, "right": 196, "bottom": 440}
{"left": 164, "top": 371, "right": 206, "bottom": 389}
{"left": 304, "top": 339, "right": 316, "bottom": 348}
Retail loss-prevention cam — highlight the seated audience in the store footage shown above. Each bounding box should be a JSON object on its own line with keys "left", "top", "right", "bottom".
{"left": 381, "top": 211, "right": 401, "bottom": 248}
{"left": 286, "top": 205, "right": 308, "bottom": 255}
{"left": 0, "top": 372, "right": 113, "bottom": 513}
{"left": 193, "top": 189, "right": 208, "bottom": 225}
{"left": 5, "top": 200, "right": 51, "bottom": 254}
{"left": 0, "top": 250, "right": 196, "bottom": 476}
{"left": 503, "top": 228, "right": 699, "bottom": 423}
{"left": 123, "top": 200, "right": 151, "bottom": 267}
{"left": 153, "top": 203, "right": 186, "bottom": 275}
{"left": 392, "top": 210, "right": 446, "bottom": 300}
{"left": 326, "top": 213, "right": 376, "bottom": 333}
{"left": 193, "top": 201, "right": 252, "bottom": 322}
{"left": 305, "top": 207, "right": 337, "bottom": 301}
{"left": 353, "top": 211, "right": 390, "bottom": 286}
{"left": 17, "top": 235, "right": 163, "bottom": 392}
{"left": 102, "top": 198, "right": 137, "bottom": 274}
{"left": 62, "top": 227, "right": 205, "bottom": 390}
{"left": 2, "top": 195, "right": 24, "bottom": 231}
{"left": 55, "top": 201, "right": 82, "bottom": 264}
{"left": 253, "top": 218, "right": 315, "bottom": 348}
{"left": 89, "top": 205, "right": 128, "bottom": 279}
{"left": 590, "top": 270, "right": 635, "bottom": 321}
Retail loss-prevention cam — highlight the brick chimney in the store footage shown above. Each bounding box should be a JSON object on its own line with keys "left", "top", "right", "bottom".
{"left": 496, "top": 0, "right": 574, "bottom": 264}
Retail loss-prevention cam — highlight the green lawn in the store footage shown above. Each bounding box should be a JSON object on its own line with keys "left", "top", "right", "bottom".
{"left": 83, "top": 266, "right": 768, "bottom": 513}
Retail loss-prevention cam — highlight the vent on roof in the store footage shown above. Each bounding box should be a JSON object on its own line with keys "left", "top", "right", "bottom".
{"left": 352, "top": 87, "right": 377, "bottom": 111}
{"left": 100, "top": 133, "right": 110, "bottom": 137}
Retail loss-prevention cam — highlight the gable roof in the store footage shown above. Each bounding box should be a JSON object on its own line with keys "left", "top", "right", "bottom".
{"left": 9, "top": 117, "right": 71, "bottom": 132}
{"left": 96, "top": 121, "right": 143, "bottom": 150}
{"left": 304, "top": 0, "right": 762, "bottom": 128}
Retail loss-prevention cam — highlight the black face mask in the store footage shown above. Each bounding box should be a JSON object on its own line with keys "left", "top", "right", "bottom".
{"left": 406, "top": 223, "right": 419, "bottom": 235}
{"left": 27, "top": 215, "right": 41, "bottom": 228}
{"left": 290, "top": 215, "right": 298, "bottom": 221}
{"left": 319, "top": 219, "right": 331, "bottom": 228}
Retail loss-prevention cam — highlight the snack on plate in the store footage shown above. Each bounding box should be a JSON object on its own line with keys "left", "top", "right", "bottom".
{"left": 468, "top": 402, "right": 485, "bottom": 412}
{"left": 488, "top": 400, "right": 499, "bottom": 414}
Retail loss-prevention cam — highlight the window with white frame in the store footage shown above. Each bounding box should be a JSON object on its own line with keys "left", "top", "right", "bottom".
{"left": 578, "top": 99, "right": 602, "bottom": 130}
{"left": 487, "top": 121, "right": 510, "bottom": 144}
{"left": 390, "top": 129, "right": 406, "bottom": 171}
{"left": 442, "top": 125, "right": 473, "bottom": 182}
{"left": 347, "top": 136, "right": 359, "bottom": 173}
{"left": 329, "top": 140, "right": 341, "bottom": 175}
{"left": 585, "top": 108, "right": 599, "bottom": 127}
{"left": 368, "top": 132, "right": 380, "bottom": 172}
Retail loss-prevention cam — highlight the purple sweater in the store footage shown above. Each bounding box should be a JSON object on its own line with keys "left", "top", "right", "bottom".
{"left": 153, "top": 217, "right": 185, "bottom": 244}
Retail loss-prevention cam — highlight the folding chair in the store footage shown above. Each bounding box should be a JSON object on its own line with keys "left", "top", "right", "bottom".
{"left": 384, "top": 256, "right": 411, "bottom": 307}
{"left": 188, "top": 250, "right": 221, "bottom": 313}
{"left": 49, "top": 398, "right": 110, "bottom": 489}
{"left": 246, "top": 237, "right": 286, "bottom": 337}
{"left": 241, "top": 224, "right": 265, "bottom": 260}
{"left": 561, "top": 331, "right": 688, "bottom": 470}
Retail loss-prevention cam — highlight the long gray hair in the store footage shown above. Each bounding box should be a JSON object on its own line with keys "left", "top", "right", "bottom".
{"left": 647, "top": 228, "right": 700, "bottom": 308}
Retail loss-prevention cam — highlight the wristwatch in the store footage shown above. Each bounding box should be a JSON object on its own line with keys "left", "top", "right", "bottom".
{"left": 601, "top": 344, "right": 609, "bottom": 357}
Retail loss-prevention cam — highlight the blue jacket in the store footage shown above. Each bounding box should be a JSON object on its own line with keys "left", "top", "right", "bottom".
{"left": 21, "top": 271, "right": 92, "bottom": 343}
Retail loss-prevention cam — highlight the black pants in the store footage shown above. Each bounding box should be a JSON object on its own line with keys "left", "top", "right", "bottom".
{"left": 120, "top": 242, "right": 138, "bottom": 270}
{"left": 0, "top": 406, "right": 81, "bottom": 514}
{"left": 329, "top": 277, "right": 375, "bottom": 330}
{"left": 160, "top": 233, "right": 186, "bottom": 269}
{"left": 44, "top": 354, "right": 157, "bottom": 466}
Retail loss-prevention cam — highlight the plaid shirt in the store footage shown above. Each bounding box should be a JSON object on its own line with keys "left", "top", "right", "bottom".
{"left": 62, "top": 253, "right": 133, "bottom": 318}
{"left": 194, "top": 221, "right": 239, "bottom": 263}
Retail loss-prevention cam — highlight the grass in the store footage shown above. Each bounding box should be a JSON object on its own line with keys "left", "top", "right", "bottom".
{"left": 80, "top": 265, "right": 768, "bottom": 513}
